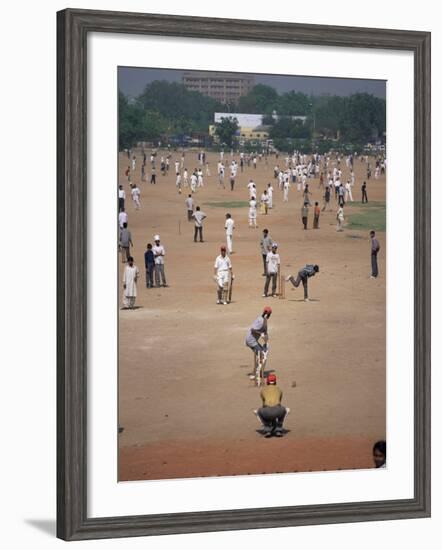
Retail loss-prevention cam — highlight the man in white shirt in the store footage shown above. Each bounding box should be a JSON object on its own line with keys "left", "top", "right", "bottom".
{"left": 190, "top": 172, "right": 197, "bottom": 193}
{"left": 176, "top": 173, "right": 182, "bottom": 194}
{"left": 213, "top": 246, "right": 234, "bottom": 305}
{"left": 267, "top": 183, "right": 274, "bottom": 209}
{"left": 192, "top": 206, "right": 206, "bottom": 242}
{"left": 152, "top": 235, "right": 168, "bottom": 287}
{"left": 185, "top": 194, "right": 194, "bottom": 222}
{"left": 263, "top": 243, "right": 280, "bottom": 298}
{"left": 131, "top": 184, "right": 141, "bottom": 209}
{"left": 249, "top": 198, "right": 257, "bottom": 228}
{"left": 118, "top": 185, "right": 125, "bottom": 212}
{"left": 118, "top": 208, "right": 128, "bottom": 229}
{"left": 283, "top": 179, "right": 290, "bottom": 202}
{"left": 261, "top": 190, "right": 269, "bottom": 214}
{"left": 225, "top": 213, "right": 235, "bottom": 254}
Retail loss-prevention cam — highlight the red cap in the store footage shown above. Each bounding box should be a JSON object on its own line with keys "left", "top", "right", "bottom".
{"left": 267, "top": 373, "right": 277, "bottom": 384}
{"left": 263, "top": 306, "right": 272, "bottom": 314}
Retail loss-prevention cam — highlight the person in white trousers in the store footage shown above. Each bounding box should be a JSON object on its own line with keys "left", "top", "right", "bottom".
{"left": 225, "top": 213, "right": 235, "bottom": 254}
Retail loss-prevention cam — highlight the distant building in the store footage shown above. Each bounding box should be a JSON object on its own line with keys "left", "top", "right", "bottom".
{"left": 210, "top": 112, "right": 307, "bottom": 144}
{"left": 182, "top": 72, "right": 254, "bottom": 104}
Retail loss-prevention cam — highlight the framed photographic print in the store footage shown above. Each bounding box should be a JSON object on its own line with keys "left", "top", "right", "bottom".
{"left": 57, "top": 8, "right": 431, "bottom": 541}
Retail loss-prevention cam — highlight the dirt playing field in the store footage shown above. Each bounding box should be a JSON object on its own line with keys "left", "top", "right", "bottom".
{"left": 118, "top": 150, "right": 386, "bottom": 481}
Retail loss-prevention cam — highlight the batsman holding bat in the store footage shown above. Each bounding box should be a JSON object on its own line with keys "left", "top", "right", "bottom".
{"left": 213, "top": 245, "right": 234, "bottom": 305}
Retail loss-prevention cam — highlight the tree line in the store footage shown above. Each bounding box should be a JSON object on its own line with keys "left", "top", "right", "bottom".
{"left": 119, "top": 80, "right": 386, "bottom": 151}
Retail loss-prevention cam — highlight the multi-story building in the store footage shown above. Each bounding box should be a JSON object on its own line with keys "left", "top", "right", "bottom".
{"left": 182, "top": 72, "right": 255, "bottom": 104}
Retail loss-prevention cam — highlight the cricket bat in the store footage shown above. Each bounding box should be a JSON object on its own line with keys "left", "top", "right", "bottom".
{"left": 228, "top": 276, "right": 234, "bottom": 303}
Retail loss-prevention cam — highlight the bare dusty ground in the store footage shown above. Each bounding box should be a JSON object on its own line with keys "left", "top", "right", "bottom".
{"left": 118, "top": 150, "right": 386, "bottom": 481}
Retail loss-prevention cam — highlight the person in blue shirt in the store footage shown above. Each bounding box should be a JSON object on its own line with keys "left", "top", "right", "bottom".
{"left": 144, "top": 243, "right": 155, "bottom": 288}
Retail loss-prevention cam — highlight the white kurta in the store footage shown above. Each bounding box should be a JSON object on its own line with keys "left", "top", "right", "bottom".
{"left": 123, "top": 265, "right": 139, "bottom": 297}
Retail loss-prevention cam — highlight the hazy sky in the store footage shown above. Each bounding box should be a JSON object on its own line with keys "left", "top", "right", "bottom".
{"left": 118, "top": 66, "right": 386, "bottom": 99}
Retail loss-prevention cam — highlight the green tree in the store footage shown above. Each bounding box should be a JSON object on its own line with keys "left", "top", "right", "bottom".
{"left": 276, "top": 91, "right": 311, "bottom": 115}
{"left": 214, "top": 117, "right": 239, "bottom": 147}
{"left": 138, "top": 80, "right": 222, "bottom": 133}
{"left": 269, "top": 117, "right": 311, "bottom": 140}
{"left": 238, "top": 84, "right": 279, "bottom": 114}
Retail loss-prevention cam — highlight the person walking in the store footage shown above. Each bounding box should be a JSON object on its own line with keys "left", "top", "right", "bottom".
{"left": 301, "top": 201, "right": 309, "bottom": 230}
{"left": 122, "top": 256, "right": 139, "bottom": 309}
{"left": 370, "top": 230, "right": 381, "bottom": 278}
{"left": 118, "top": 208, "right": 128, "bottom": 229}
{"left": 336, "top": 205, "right": 345, "bottom": 232}
{"left": 131, "top": 183, "right": 141, "bottom": 209}
{"left": 152, "top": 235, "right": 168, "bottom": 287}
{"left": 119, "top": 222, "right": 133, "bottom": 263}
{"left": 260, "top": 229, "right": 273, "bottom": 276}
{"left": 286, "top": 264, "right": 319, "bottom": 301}
{"left": 322, "top": 185, "right": 331, "bottom": 211}
{"left": 192, "top": 206, "right": 206, "bottom": 242}
{"left": 185, "top": 194, "right": 194, "bottom": 222}
{"left": 267, "top": 183, "right": 274, "bottom": 209}
{"left": 213, "top": 245, "right": 234, "bottom": 305}
{"left": 313, "top": 201, "right": 320, "bottom": 229}
{"left": 144, "top": 243, "right": 155, "bottom": 288}
{"left": 118, "top": 184, "right": 125, "bottom": 212}
{"left": 225, "top": 213, "right": 235, "bottom": 254}
{"left": 263, "top": 243, "right": 280, "bottom": 298}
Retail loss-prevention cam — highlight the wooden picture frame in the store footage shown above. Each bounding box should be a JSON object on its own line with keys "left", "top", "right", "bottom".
{"left": 57, "top": 8, "right": 431, "bottom": 541}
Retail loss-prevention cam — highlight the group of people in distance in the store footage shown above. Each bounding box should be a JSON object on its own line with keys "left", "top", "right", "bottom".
{"left": 118, "top": 147, "right": 384, "bottom": 457}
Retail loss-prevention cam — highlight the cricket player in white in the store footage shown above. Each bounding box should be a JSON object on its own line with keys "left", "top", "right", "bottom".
{"left": 225, "top": 213, "right": 235, "bottom": 254}
{"left": 249, "top": 198, "right": 257, "bottom": 228}
{"left": 213, "top": 246, "right": 233, "bottom": 305}
{"left": 176, "top": 173, "right": 182, "bottom": 194}
{"left": 131, "top": 185, "right": 141, "bottom": 209}
{"left": 190, "top": 172, "right": 197, "bottom": 193}
{"left": 267, "top": 183, "right": 274, "bottom": 209}
{"left": 283, "top": 179, "right": 290, "bottom": 202}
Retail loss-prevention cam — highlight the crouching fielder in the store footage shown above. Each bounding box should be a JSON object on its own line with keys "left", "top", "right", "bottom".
{"left": 213, "top": 245, "right": 233, "bottom": 305}
{"left": 256, "top": 373, "right": 287, "bottom": 438}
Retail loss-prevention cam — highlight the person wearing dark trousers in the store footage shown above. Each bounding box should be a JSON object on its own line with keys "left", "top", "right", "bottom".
{"left": 118, "top": 185, "right": 125, "bottom": 212}
{"left": 144, "top": 243, "right": 155, "bottom": 288}
{"left": 260, "top": 229, "right": 273, "bottom": 276}
{"left": 263, "top": 243, "right": 280, "bottom": 298}
{"left": 362, "top": 181, "right": 368, "bottom": 203}
{"left": 301, "top": 202, "right": 309, "bottom": 230}
{"left": 192, "top": 206, "right": 206, "bottom": 242}
{"left": 286, "top": 264, "right": 319, "bottom": 301}
{"left": 256, "top": 373, "right": 287, "bottom": 438}
{"left": 370, "top": 230, "right": 380, "bottom": 278}
{"left": 313, "top": 201, "right": 320, "bottom": 229}
{"left": 150, "top": 166, "right": 156, "bottom": 184}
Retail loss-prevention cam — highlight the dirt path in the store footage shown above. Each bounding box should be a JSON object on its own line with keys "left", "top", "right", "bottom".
{"left": 118, "top": 150, "right": 386, "bottom": 480}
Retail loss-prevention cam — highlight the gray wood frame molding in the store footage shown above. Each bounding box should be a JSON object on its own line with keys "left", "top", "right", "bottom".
{"left": 57, "top": 8, "right": 431, "bottom": 541}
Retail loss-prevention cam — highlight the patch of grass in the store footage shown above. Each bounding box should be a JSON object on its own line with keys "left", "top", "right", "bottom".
{"left": 347, "top": 201, "right": 386, "bottom": 232}
{"left": 203, "top": 201, "right": 249, "bottom": 208}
